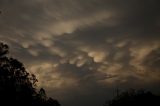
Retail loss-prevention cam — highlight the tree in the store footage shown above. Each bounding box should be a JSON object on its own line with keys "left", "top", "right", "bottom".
{"left": 0, "top": 42, "right": 60, "bottom": 106}
{"left": 104, "top": 89, "right": 160, "bottom": 106}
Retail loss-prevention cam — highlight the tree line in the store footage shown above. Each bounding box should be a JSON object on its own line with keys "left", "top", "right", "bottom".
{"left": 1, "top": 42, "right": 160, "bottom": 106}
{"left": 0, "top": 42, "right": 60, "bottom": 106}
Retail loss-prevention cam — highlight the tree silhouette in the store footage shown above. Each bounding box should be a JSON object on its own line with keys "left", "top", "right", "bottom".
{"left": 0, "top": 42, "right": 60, "bottom": 106}
{"left": 104, "top": 89, "right": 160, "bottom": 106}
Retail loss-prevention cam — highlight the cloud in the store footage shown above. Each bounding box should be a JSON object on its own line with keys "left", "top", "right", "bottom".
{"left": 129, "top": 42, "right": 159, "bottom": 71}
{"left": 29, "top": 62, "right": 79, "bottom": 89}
{"left": 0, "top": 0, "right": 160, "bottom": 106}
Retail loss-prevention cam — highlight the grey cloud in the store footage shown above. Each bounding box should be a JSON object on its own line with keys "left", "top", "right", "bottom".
{"left": 142, "top": 48, "right": 160, "bottom": 72}
{"left": 0, "top": 0, "right": 160, "bottom": 106}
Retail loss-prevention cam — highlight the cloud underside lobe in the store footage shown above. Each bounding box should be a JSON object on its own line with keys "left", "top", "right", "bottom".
{"left": 0, "top": 0, "right": 160, "bottom": 106}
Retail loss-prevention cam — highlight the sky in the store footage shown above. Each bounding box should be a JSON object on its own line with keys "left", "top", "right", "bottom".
{"left": 0, "top": 0, "right": 160, "bottom": 106}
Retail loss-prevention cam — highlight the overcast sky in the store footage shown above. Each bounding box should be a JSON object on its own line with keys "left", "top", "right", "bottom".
{"left": 0, "top": 0, "right": 160, "bottom": 106}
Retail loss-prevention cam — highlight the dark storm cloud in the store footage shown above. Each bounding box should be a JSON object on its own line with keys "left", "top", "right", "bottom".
{"left": 0, "top": 0, "right": 160, "bottom": 106}
{"left": 142, "top": 48, "right": 160, "bottom": 72}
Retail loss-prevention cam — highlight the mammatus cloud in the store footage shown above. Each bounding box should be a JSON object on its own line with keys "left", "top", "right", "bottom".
{"left": 0, "top": 0, "right": 160, "bottom": 106}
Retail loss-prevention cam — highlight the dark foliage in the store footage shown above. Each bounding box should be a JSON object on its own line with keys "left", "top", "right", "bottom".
{"left": 105, "top": 89, "right": 160, "bottom": 106}
{"left": 0, "top": 42, "right": 60, "bottom": 106}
